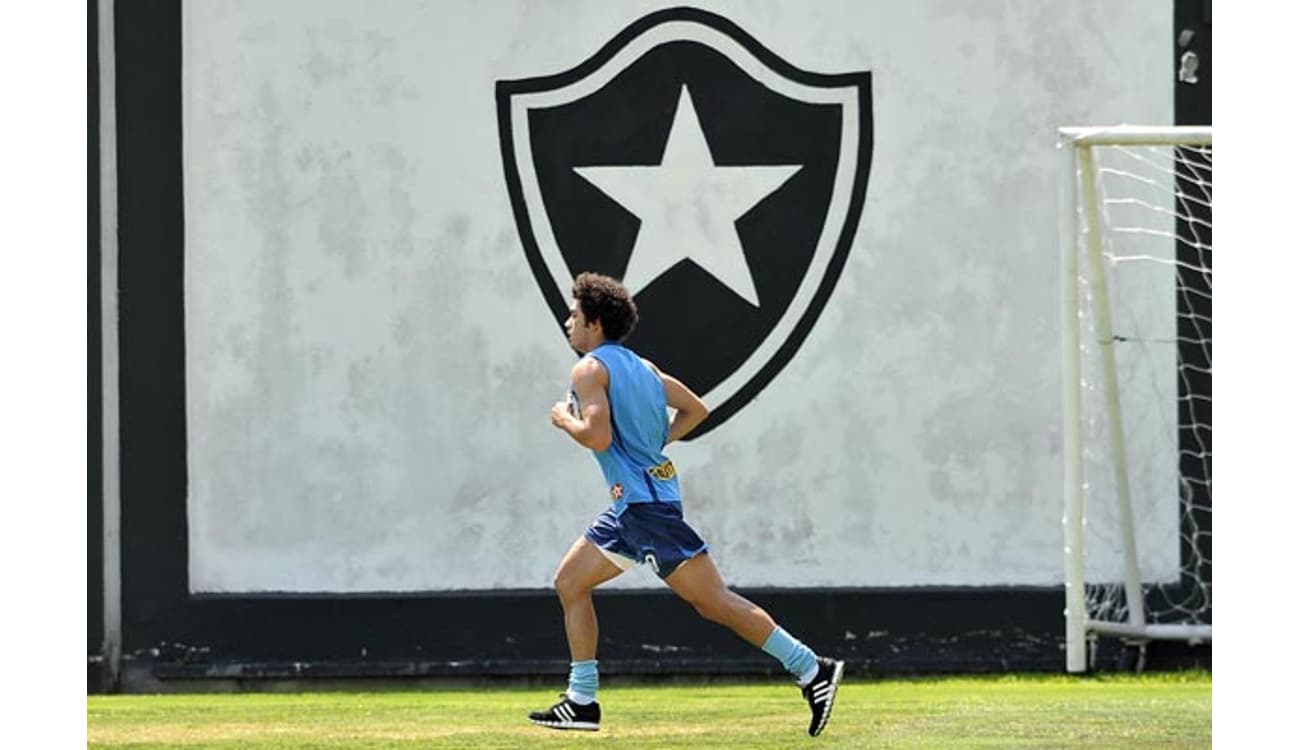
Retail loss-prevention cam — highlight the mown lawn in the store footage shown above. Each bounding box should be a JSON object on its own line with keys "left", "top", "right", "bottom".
{"left": 88, "top": 671, "right": 1211, "bottom": 749}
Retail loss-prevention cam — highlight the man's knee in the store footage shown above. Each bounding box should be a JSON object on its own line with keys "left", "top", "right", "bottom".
{"left": 553, "top": 569, "right": 592, "bottom": 603}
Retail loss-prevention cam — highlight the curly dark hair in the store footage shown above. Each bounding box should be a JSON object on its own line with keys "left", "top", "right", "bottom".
{"left": 573, "top": 272, "right": 638, "bottom": 342}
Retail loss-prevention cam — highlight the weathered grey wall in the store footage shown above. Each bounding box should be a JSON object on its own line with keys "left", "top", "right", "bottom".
{"left": 183, "top": 0, "right": 1173, "bottom": 592}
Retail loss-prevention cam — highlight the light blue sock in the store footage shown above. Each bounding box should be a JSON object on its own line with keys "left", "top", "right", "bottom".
{"left": 567, "top": 659, "right": 599, "bottom": 704}
{"left": 762, "top": 626, "right": 818, "bottom": 684}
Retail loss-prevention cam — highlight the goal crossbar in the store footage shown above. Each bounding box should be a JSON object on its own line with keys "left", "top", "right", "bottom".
{"left": 1059, "top": 126, "right": 1212, "bottom": 147}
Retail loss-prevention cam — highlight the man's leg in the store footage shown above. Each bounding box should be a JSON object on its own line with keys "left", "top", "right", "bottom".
{"left": 665, "top": 552, "right": 844, "bottom": 737}
{"left": 553, "top": 535, "right": 625, "bottom": 662}
{"left": 663, "top": 552, "right": 778, "bottom": 646}
{"left": 529, "top": 536, "right": 625, "bottom": 731}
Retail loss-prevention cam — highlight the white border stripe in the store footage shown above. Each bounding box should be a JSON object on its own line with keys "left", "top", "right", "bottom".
{"left": 98, "top": 0, "right": 122, "bottom": 693}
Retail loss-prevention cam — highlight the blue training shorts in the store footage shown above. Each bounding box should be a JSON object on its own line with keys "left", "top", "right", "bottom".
{"left": 584, "top": 501, "right": 709, "bottom": 579}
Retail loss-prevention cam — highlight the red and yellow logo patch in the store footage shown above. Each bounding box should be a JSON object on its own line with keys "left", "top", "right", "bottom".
{"left": 610, "top": 483, "right": 624, "bottom": 500}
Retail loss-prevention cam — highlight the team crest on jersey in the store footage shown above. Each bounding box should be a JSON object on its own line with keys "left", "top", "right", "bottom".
{"left": 610, "top": 483, "right": 624, "bottom": 500}
{"left": 497, "top": 7, "right": 872, "bottom": 438}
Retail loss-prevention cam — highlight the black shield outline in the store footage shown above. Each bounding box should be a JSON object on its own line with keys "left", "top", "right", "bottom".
{"left": 496, "top": 5, "right": 872, "bottom": 439}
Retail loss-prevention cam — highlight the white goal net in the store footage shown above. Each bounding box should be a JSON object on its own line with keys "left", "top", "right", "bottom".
{"left": 1058, "top": 126, "right": 1211, "bottom": 673}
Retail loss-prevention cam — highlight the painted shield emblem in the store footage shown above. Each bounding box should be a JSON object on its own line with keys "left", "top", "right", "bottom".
{"left": 497, "top": 7, "right": 872, "bottom": 438}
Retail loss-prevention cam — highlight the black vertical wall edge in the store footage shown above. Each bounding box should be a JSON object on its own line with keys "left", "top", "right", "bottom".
{"left": 88, "top": 0, "right": 105, "bottom": 694}
{"left": 115, "top": 0, "right": 191, "bottom": 657}
{"left": 1175, "top": 0, "right": 1211, "bottom": 127}
{"left": 1171, "top": 0, "right": 1212, "bottom": 621}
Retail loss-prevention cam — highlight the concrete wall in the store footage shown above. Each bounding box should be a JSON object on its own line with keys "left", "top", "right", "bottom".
{"left": 182, "top": 0, "right": 1174, "bottom": 593}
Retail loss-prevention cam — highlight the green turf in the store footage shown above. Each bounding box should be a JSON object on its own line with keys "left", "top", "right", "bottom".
{"left": 87, "top": 671, "right": 1210, "bottom": 749}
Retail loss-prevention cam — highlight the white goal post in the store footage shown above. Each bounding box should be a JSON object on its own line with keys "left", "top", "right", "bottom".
{"left": 1058, "top": 125, "right": 1212, "bottom": 673}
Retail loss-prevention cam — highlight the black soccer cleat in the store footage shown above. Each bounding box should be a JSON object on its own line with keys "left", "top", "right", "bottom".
{"left": 529, "top": 694, "right": 601, "bottom": 731}
{"left": 801, "top": 657, "right": 844, "bottom": 737}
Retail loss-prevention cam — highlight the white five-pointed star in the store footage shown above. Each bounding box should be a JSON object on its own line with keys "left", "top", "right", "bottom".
{"left": 574, "top": 85, "right": 802, "bottom": 307}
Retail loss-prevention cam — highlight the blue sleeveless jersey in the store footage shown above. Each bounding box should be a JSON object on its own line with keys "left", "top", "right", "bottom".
{"left": 572, "top": 342, "right": 681, "bottom": 514}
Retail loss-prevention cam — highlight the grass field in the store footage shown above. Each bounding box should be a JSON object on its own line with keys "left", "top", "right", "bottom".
{"left": 87, "top": 671, "right": 1210, "bottom": 749}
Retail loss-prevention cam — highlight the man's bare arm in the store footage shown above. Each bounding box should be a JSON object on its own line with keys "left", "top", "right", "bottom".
{"left": 550, "top": 358, "right": 613, "bottom": 452}
{"left": 657, "top": 366, "right": 710, "bottom": 445}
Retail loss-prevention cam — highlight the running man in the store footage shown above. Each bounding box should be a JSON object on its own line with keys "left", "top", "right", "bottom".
{"left": 528, "top": 272, "right": 844, "bottom": 737}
